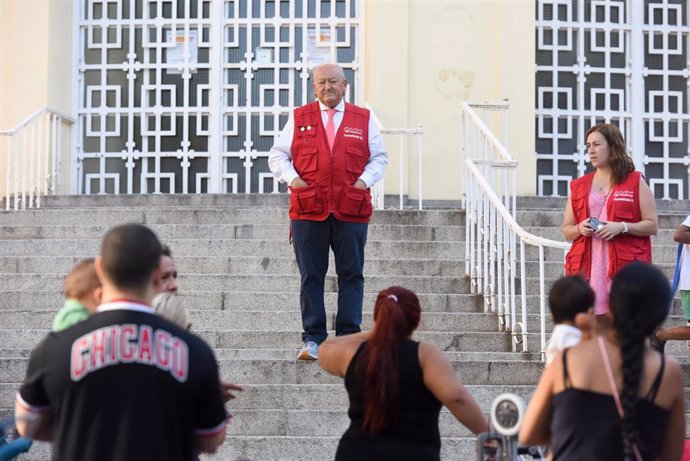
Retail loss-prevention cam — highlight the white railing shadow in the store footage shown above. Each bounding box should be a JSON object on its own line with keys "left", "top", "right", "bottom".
{"left": 0, "top": 108, "right": 75, "bottom": 211}
{"left": 461, "top": 102, "right": 571, "bottom": 355}
{"left": 365, "top": 103, "right": 424, "bottom": 210}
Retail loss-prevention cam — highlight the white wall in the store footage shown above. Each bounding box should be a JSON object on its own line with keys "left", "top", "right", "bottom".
{"left": 366, "top": 0, "right": 536, "bottom": 199}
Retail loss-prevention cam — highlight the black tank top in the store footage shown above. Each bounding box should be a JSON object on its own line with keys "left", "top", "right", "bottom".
{"left": 550, "top": 348, "right": 670, "bottom": 461}
{"left": 335, "top": 339, "right": 443, "bottom": 461}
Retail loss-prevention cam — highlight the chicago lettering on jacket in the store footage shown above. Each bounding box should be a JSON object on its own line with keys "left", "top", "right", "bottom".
{"left": 70, "top": 324, "right": 189, "bottom": 383}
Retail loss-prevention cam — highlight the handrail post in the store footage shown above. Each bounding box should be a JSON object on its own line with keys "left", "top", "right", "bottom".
{"left": 417, "top": 124, "right": 423, "bottom": 210}
{"left": 461, "top": 102, "right": 571, "bottom": 357}
{"left": 0, "top": 107, "right": 75, "bottom": 211}
{"left": 398, "top": 133, "right": 404, "bottom": 210}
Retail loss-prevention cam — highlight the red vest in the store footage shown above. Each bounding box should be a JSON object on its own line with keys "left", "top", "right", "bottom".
{"left": 565, "top": 171, "right": 652, "bottom": 279}
{"left": 289, "top": 101, "right": 372, "bottom": 223}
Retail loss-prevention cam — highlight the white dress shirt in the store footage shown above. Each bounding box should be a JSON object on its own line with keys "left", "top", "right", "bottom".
{"left": 268, "top": 99, "right": 388, "bottom": 188}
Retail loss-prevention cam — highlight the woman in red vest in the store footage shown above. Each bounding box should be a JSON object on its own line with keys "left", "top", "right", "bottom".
{"left": 562, "top": 124, "right": 658, "bottom": 320}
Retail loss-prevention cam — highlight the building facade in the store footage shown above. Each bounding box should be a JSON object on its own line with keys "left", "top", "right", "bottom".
{"left": 3, "top": 1, "right": 687, "bottom": 200}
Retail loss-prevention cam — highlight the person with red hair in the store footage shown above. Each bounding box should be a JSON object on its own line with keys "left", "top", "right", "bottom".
{"left": 319, "top": 286, "right": 488, "bottom": 460}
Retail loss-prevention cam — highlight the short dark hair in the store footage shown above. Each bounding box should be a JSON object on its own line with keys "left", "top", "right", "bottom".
{"left": 161, "top": 244, "right": 172, "bottom": 258}
{"left": 548, "top": 275, "right": 594, "bottom": 324}
{"left": 101, "top": 224, "right": 163, "bottom": 291}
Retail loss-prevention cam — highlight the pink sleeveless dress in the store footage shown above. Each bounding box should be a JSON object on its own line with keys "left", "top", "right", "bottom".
{"left": 589, "top": 190, "right": 610, "bottom": 315}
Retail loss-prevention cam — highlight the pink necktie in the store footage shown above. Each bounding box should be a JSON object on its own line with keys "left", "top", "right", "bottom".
{"left": 326, "top": 108, "right": 336, "bottom": 149}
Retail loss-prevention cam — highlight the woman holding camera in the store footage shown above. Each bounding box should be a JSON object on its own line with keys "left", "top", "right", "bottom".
{"left": 319, "top": 286, "right": 488, "bottom": 460}
{"left": 562, "top": 123, "right": 657, "bottom": 317}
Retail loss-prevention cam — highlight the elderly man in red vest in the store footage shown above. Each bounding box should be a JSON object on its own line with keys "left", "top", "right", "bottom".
{"left": 269, "top": 63, "right": 388, "bottom": 361}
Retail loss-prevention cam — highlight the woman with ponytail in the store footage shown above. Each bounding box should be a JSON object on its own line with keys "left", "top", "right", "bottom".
{"left": 520, "top": 263, "right": 685, "bottom": 460}
{"left": 319, "top": 286, "right": 488, "bottom": 460}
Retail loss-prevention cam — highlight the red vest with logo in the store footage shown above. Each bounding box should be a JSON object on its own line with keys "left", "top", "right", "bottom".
{"left": 565, "top": 171, "right": 652, "bottom": 280}
{"left": 289, "top": 101, "right": 372, "bottom": 223}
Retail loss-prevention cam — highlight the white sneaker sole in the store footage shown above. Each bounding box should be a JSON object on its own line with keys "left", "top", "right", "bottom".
{"left": 297, "top": 349, "right": 318, "bottom": 361}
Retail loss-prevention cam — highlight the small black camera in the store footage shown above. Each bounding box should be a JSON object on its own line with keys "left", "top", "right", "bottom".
{"left": 590, "top": 217, "right": 607, "bottom": 231}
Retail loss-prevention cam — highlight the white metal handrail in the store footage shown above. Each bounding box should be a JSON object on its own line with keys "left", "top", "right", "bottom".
{"left": 461, "top": 102, "right": 571, "bottom": 355}
{"left": 0, "top": 107, "right": 75, "bottom": 211}
{"left": 365, "top": 103, "right": 424, "bottom": 210}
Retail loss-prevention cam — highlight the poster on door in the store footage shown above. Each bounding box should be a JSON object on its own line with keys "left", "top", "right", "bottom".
{"left": 166, "top": 29, "right": 198, "bottom": 74}
{"left": 307, "top": 27, "right": 332, "bottom": 64}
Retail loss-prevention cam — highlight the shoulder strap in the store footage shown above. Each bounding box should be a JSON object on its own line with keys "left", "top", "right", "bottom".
{"left": 598, "top": 336, "right": 624, "bottom": 415}
{"left": 645, "top": 352, "right": 666, "bottom": 402}
{"left": 561, "top": 348, "right": 572, "bottom": 388}
{"left": 597, "top": 336, "right": 643, "bottom": 461}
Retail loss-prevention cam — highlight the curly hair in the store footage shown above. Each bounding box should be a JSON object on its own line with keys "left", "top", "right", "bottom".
{"left": 609, "top": 263, "right": 671, "bottom": 457}
{"left": 358, "top": 286, "right": 421, "bottom": 435}
{"left": 586, "top": 124, "right": 635, "bottom": 184}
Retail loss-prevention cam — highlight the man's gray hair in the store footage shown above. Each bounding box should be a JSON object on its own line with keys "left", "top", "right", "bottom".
{"left": 312, "top": 63, "right": 346, "bottom": 80}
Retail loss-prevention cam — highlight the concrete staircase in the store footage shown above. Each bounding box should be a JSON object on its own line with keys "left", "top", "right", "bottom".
{"left": 0, "top": 194, "right": 688, "bottom": 460}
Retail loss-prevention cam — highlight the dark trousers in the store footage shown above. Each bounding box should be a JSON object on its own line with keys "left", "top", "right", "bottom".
{"left": 291, "top": 215, "right": 368, "bottom": 344}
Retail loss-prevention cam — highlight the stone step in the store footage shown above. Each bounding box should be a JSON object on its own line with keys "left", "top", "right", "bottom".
{"left": 0, "top": 348, "right": 540, "bottom": 362}
{"left": 516, "top": 196, "right": 690, "bottom": 213}
{"left": 0, "top": 272, "right": 596, "bottom": 298}
{"left": 0, "top": 290, "right": 482, "bottom": 312}
{"left": 0, "top": 223, "right": 682, "bottom": 256}
{"left": 0, "top": 207, "right": 465, "bottom": 227}
{"left": 4, "top": 396, "right": 690, "bottom": 460}
{"left": 42, "top": 193, "right": 291, "bottom": 209}
{"left": 5, "top": 436, "right": 477, "bottom": 461}
{"left": 3, "top": 302, "right": 689, "bottom": 349}
{"left": 0, "top": 356, "right": 544, "bottom": 385}
{"left": 0, "top": 255, "right": 679, "bottom": 285}
{"left": 0, "top": 287, "right": 682, "bottom": 314}
{"left": 0, "top": 232, "right": 682, "bottom": 263}
{"left": 213, "top": 436, "right": 477, "bottom": 461}
{"left": 0, "top": 273, "right": 473, "bottom": 294}
{"left": 0, "top": 382, "right": 535, "bottom": 413}
{"left": 0, "top": 310, "right": 542, "bottom": 333}
{"left": 5, "top": 352, "right": 690, "bottom": 386}
{"left": 0, "top": 255, "right": 467, "bottom": 277}
{"left": 210, "top": 409, "right": 486, "bottom": 438}
{"left": 0, "top": 238, "right": 679, "bottom": 264}
{"left": 44, "top": 193, "right": 592, "bottom": 214}
{"left": 6, "top": 323, "right": 690, "bottom": 359}
{"left": 0, "top": 329, "right": 516, "bottom": 353}
{"left": 0, "top": 223, "right": 466, "bottom": 242}
{"left": 516, "top": 209, "right": 686, "bottom": 229}
{"left": 0, "top": 238, "right": 466, "bottom": 259}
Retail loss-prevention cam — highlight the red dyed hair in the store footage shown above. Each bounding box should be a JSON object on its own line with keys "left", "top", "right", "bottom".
{"left": 358, "top": 286, "right": 421, "bottom": 435}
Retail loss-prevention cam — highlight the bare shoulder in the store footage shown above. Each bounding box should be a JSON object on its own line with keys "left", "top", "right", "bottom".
{"left": 318, "top": 339, "right": 357, "bottom": 377}
{"left": 660, "top": 354, "right": 683, "bottom": 385}
{"left": 645, "top": 351, "right": 683, "bottom": 408}
{"left": 417, "top": 341, "right": 446, "bottom": 365}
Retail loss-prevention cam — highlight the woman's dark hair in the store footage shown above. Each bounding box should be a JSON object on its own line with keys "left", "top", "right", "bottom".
{"left": 609, "top": 263, "right": 671, "bottom": 457}
{"left": 586, "top": 123, "right": 634, "bottom": 184}
{"left": 359, "top": 286, "right": 421, "bottom": 435}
